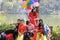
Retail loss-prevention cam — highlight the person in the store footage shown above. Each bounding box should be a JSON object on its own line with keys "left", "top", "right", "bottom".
{"left": 36, "top": 21, "right": 45, "bottom": 40}
{"left": 0, "top": 19, "right": 21, "bottom": 40}
{"left": 18, "top": 19, "right": 27, "bottom": 35}
{"left": 31, "top": 19, "right": 39, "bottom": 40}
{"left": 29, "top": 7, "right": 38, "bottom": 26}
{"left": 0, "top": 30, "right": 15, "bottom": 40}
{"left": 23, "top": 28, "right": 34, "bottom": 40}
{"left": 11, "top": 19, "right": 21, "bottom": 39}
{"left": 39, "top": 19, "right": 51, "bottom": 40}
{"left": 13, "top": 19, "right": 21, "bottom": 31}
{"left": 36, "top": 20, "right": 39, "bottom": 27}
{"left": 26, "top": 21, "right": 35, "bottom": 32}
{"left": 16, "top": 19, "right": 27, "bottom": 40}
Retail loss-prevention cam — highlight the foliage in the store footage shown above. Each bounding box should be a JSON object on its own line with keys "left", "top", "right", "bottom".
{"left": 0, "top": 23, "right": 15, "bottom": 34}
{"left": 52, "top": 26, "right": 60, "bottom": 40}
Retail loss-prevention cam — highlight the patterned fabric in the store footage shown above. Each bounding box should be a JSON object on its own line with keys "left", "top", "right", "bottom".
{"left": 16, "top": 35, "right": 24, "bottom": 40}
{"left": 36, "top": 32, "right": 47, "bottom": 40}
{"left": 29, "top": 12, "right": 38, "bottom": 26}
{"left": 6, "top": 34, "right": 14, "bottom": 40}
{"left": 18, "top": 24, "right": 27, "bottom": 34}
{"left": 43, "top": 24, "right": 50, "bottom": 37}
{"left": 26, "top": 24, "right": 34, "bottom": 32}
{"left": 23, "top": 32, "right": 34, "bottom": 40}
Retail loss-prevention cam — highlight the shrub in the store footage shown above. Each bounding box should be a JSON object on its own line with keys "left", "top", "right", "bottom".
{"left": 0, "top": 23, "right": 15, "bottom": 33}
{"left": 52, "top": 26, "right": 60, "bottom": 40}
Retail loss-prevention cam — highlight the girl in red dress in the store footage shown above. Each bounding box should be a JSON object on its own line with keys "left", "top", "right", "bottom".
{"left": 29, "top": 7, "right": 38, "bottom": 26}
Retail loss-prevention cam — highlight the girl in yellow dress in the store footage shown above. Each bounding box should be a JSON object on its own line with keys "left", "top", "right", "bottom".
{"left": 36, "top": 22, "right": 47, "bottom": 40}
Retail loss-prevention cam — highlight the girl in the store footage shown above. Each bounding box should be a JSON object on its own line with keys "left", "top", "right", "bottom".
{"left": 29, "top": 7, "right": 38, "bottom": 26}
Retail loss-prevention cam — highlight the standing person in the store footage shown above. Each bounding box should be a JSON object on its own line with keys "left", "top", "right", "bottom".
{"left": 36, "top": 21, "right": 45, "bottom": 40}
{"left": 17, "top": 19, "right": 27, "bottom": 40}
{"left": 18, "top": 19, "right": 27, "bottom": 35}
{"left": 39, "top": 19, "right": 51, "bottom": 40}
{"left": 29, "top": 7, "right": 38, "bottom": 26}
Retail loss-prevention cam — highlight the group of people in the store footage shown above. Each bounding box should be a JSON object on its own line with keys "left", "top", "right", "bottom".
{"left": 16, "top": 19, "right": 51, "bottom": 40}
{"left": 0, "top": 7, "right": 51, "bottom": 40}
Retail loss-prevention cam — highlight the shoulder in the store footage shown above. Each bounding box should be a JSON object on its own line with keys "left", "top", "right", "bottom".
{"left": 29, "top": 12, "right": 33, "bottom": 15}
{"left": 31, "top": 24, "right": 34, "bottom": 27}
{"left": 23, "top": 24, "right": 26, "bottom": 27}
{"left": 44, "top": 24, "right": 50, "bottom": 29}
{"left": 44, "top": 24, "right": 49, "bottom": 27}
{"left": 31, "top": 24, "right": 34, "bottom": 26}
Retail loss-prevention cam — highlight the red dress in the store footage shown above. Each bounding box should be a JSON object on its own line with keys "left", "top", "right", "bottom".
{"left": 32, "top": 30, "right": 37, "bottom": 40}
{"left": 32, "top": 26, "right": 44, "bottom": 40}
{"left": 18, "top": 24, "right": 27, "bottom": 34}
{"left": 37, "top": 26, "right": 44, "bottom": 34}
{"left": 6, "top": 33, "right": 14, "bottom": 40}
{"left": 29, "top": 12, "right": 38, "bottom": 26}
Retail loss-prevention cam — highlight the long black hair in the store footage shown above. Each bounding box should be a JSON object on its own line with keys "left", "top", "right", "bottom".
{"left": 31, "top": 7, "right": 36, "bottom": 16}
{"left": 38, "top": 19, "right": 44, "bottom": 29}
{"left": 26, "top": 21, "right": 30, "bottom": 25}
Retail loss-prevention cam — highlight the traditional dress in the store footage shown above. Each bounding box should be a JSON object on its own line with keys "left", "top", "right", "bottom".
{"left": 6, "top": 33, "right": 14, "bottom": 40}
{"left": 18, "top": 24, "right": 27, "bottom": 34}
{"left": 16, "top": 35, "right": 24, "bottom": 40}
{"left": 17, "top": 24, "right": 27, "bottom": 40}
{"left": 26, "top": 24, "right": 34, "bottom": 32}
{"left": 29, "top": 12, "right": 38, "bottom": 26}
{"left": 36, "top": 26, "right": 47, "bottom": 40}
{"left": 23, "top": 31, "right": 34, "bottom": 40}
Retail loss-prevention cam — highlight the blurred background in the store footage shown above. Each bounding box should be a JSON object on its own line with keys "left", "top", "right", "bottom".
{"left": 0, "top": 0, "right": 60, "bottom": 40}
{"left": 0, "top": 0, "right": 60, "bottom": 26}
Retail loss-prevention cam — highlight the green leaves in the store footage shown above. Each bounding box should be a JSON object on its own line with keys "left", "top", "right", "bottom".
{"left": 0, "top": 24, "right": 15, "bottom": 33}
{"left": 52, "top": 26, "right": 60, "bottom": 40}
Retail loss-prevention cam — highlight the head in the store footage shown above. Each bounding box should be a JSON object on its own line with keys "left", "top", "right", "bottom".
{"left": 26, "top": 21, "right": 30, "bottom": 25}
{"left": 31, "top": 7, "right": 36, "bottom": 13}
{"left": 31, "top": 7, "right": 36, "bottom": 16}
{"left": 39, "top": 19, "right": 43, "bottom": 25}
{"left": 36, "top": 20, "right": 39, "bottom": 26}
{"left": 20, "top": 19, "right": 25, "bottom": 25}
{"left": 36, "top": 20, "right": 39, "bottom": 23}
{"left": 17, "top": 19, "right": 21, "bottom": 24}
{"left": 36, "top": 6, "right": 39, "bottom": 13}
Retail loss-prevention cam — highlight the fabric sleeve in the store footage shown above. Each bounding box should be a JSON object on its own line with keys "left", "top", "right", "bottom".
{"left": 46, "top": 25, "right": 51, "bottom": 33}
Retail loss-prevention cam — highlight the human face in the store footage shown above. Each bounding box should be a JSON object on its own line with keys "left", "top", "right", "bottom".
{"left": 39, "top": 20, "right": 43, "bottom": 24}
{"left": 36, "top": 7, "right": 39, "bottom": 13}
{"left": 20, "top": 20, "right": 24, "bottom": 25}
{"left": 36, "top": 20, "right": 39, "bottom": 25}
{"left": 17, "top": 20, "right": 20, "bottom": 24}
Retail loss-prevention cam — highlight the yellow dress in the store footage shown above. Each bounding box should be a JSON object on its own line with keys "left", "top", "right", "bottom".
{"left": 36, "top": 32, "right": 47, "bottom": 40}
{"left": 16, "top": 35, "right": 24, "bottom": 40}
